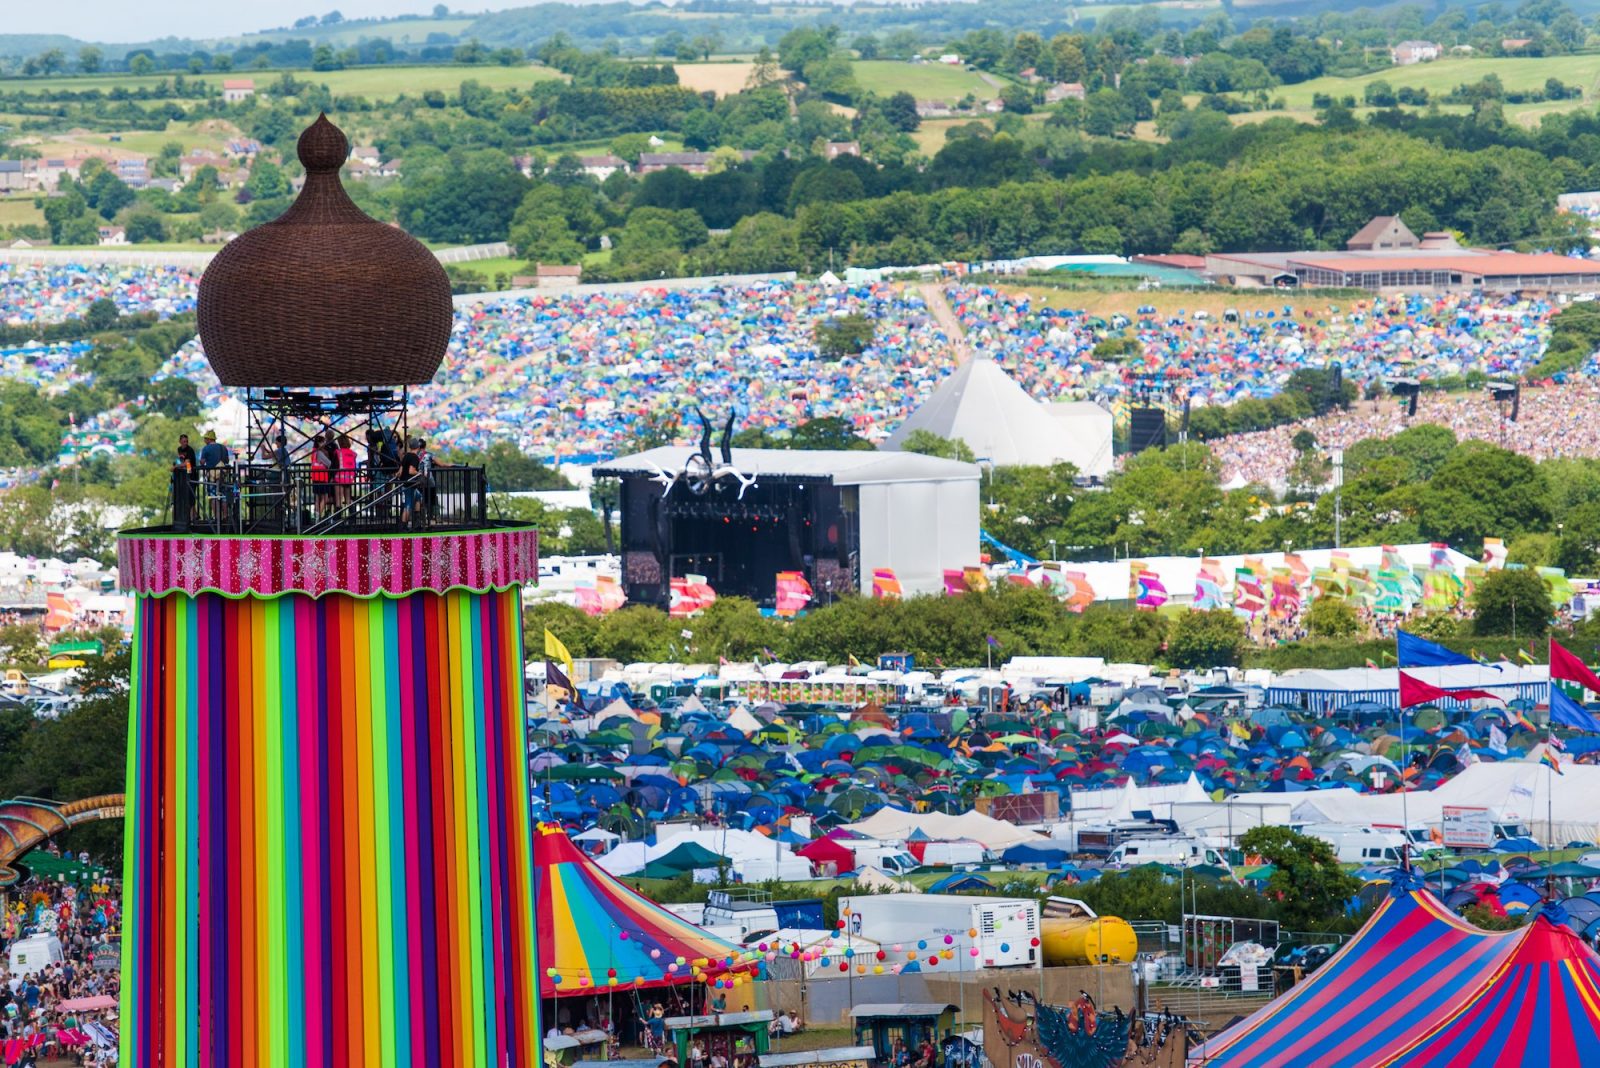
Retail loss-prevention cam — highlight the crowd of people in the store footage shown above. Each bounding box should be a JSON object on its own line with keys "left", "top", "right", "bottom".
{"left": 1210, "top": 383, "right": 1600, "bottom": 489}
{"left": 4, "top": 261, "right": 1594, "bottom": 485}
{"left": 0, "top": 263, "right": 198, "bottom": 328}
{"left": 947, "top": 287, "right": 1561, "bottom": 409}
{"left": 0, "top": 869, "right": 120, "bottom": 1066}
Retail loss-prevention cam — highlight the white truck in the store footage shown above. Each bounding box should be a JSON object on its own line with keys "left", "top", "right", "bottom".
{"left": 917, "top": 841, "right": 988, "bottom": 867}
{"left": 1105, "top": 837, "right": 1231, "bottom": 871}
{"left": 847, "top": 842, "right": 920, "bottom": 875}
{"left": 1298, "top": 824, "right": 1410, "bottom": 865}
{"left": 838, "top": 892, "right": 1041, "bottom": 969}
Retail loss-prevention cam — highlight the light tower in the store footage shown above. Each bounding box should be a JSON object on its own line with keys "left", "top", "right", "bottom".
{"left": 116, "top": 115, "right": 541, "bottom": 1066}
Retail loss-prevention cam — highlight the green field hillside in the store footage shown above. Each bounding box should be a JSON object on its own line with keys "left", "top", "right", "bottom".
{"left": 1, "top": 62, "right": 562, "bottom": 100}
{"left": 1259, "top": 54, "right": 1600, "bottom": 109}
{"left": 851, "top": 59, "right": 1002, "bottom": 100}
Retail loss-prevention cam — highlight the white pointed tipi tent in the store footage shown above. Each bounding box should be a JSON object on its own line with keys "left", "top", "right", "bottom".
{"left": 882, "top": 357, "right": 1112, "bottom": 476}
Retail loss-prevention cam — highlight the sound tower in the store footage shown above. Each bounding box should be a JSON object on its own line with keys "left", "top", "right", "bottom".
{"left": 1512, "top": 382, "right": 1521, "bottom": 422}
{"left": 1130, "top": 407, "right": 1167, "bottom": 453}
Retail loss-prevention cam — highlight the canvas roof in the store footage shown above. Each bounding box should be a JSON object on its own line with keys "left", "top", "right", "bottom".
{"left": 843, "top": 807, "right": 1045, "bottom": 849}
{"left": 1200, "top": 879, "right": 1600, "bottom": 1065}
{"left": 881, "top": 357, "right": 1111, "bottom": 471}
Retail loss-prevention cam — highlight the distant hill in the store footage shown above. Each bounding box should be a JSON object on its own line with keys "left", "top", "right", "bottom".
{"left": 0, "top": 34, "right": 85, "bottom": 59}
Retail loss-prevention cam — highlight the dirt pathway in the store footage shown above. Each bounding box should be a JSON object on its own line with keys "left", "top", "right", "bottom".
{"left": 919, "top": 281, "right": 974, "bottom": 362}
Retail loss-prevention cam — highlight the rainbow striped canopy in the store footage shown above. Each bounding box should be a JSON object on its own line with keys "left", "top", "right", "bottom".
{"left": 536, "top": 826, "right": 757, "bottom": 998}
{"left": 1194, "top": 882, "right": 1600, "bottom": 1067}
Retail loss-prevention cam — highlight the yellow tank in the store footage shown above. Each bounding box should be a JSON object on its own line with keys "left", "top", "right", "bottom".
{"left": 1041, "top": 915, "right": 1138, "bottom": 966}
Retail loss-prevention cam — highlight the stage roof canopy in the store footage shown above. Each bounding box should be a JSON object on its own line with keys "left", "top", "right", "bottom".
{"left": 594, "top": 447, "right": 979, "bottom": 486}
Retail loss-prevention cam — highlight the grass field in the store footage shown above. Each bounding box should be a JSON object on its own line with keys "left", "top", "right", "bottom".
{"left": 12, "top": 118, "right": 243, "bottom": 159}
{"left": 852, "top": 59, "right": 1000, "bottom": 101}
{"left": 1009, "top": 285, "right": 1366, "bottom": 322}
{"left": 0, "top": 197, "right": 44, "bottom": 228}
{"left": 1, "top": 63, "right": 563, "bottom": 100}
{"left": 672, "top": 62, "right": 758, "bottom": 98}
{"left": 1252, "top": 55, "right": 1600, "bottom": 111}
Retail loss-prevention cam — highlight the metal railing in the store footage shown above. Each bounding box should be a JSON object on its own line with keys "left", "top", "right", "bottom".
{"left": 167, "top": 462, "right": 488, "bottom": 535}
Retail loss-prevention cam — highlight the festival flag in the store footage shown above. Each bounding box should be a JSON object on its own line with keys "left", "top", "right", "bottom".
{"left": 1398, "top": 671, "right": 1503, "bottom": 709}
{"left": 1134, "top": 566, "right": 1168, "bottom": 610}
{"left": 962, "top": 566, "right": 990, "bottom": 592}
{"left": 1061, "top": 570, "right": 1095, "bottom": 613}
{"left": 1397, "top": 630, "right": 1477, "bottom": 669}
{"left": 545, "top": 628, "right": 577, "bottom": 705}
{"left": 1422, "top": 568, "right": 1464, "bottom": 611}
{"left": 1537, "top": 566, "right": 1576, "bottom": 607}
{"left": 1429, "top": 542, "right": 1451, "bottom": 570}
{"left": 1194, "top": 574, "right": 1227, "bottom": 611}
{"left": 1552, "top": 638, "right": 1600, "bottom": 693}
{"left": 1129, "top": 561, "right": 1147, "bottom": 600}
{"left": 1283, "top": 552, "right": 1310, "bottom": 587}
{"left": 1269, "top": 570, "right": 1300, "bottom": 619}
{"left": 943, "top": 569, "right": 966, "bottom": 596}
{"left": 669, "top": 574, "right": 717, "bottom": 617}
{"left": 1517, "top": 649, "right": 1536, "bottom": 665}
{"left": 1550, "top": 686, "right": 1600, "bottom": 733}
{"left": 1233, "top": 569, "right": 1266, "bottom": 617}
{"left": 1541, "top": 747, "right": 1564, "bottom": 775}
{"left": 43, "top": 592, "right": 74, "bottom": 631}
{"left": 871, "top": 568, "right": 903, "bottom": 599}
{"left": 1489, "top": 723, "right": 1508, "bottom": 754}
{"left": 847, "top": 653, "right": 860, "bottom": 668}
{"left": 1483, "top": 537, "right": 1508, "bottom": 570}
{"left": 775, "top": 571, "right": 813, "bottom": 617}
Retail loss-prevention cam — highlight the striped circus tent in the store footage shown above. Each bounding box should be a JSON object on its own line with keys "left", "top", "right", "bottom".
{"left": 536, "top": 826, "right": 759, "bottom": 997}
{"left": 1192, "top": 876, "right": 1600, "bottom": 1066}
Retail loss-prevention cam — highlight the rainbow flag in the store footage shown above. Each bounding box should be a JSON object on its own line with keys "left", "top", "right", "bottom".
{"left": 1541, "top": 748, "right": 1564, "bottom": 775}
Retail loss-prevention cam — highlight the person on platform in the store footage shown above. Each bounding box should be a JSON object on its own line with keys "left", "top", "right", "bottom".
{"left": 311, "top": 433, "right": 336, "bottom": 520}
{"left": 199, "top": 430, "right": 232, "bottom": 524}
{"left": 335, "top": 433, "right": 358, "bottom": 511}
{"left": 175, "top": 432, "right": 198, "bottom": 520}
{"left": 399, "top": 439, "right": 424, "bottom": 528}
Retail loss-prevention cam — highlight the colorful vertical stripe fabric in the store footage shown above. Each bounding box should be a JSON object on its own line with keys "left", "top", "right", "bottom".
{"left": 122, "top": 587, "right": 539, "bottom": 1067}
{"left": 535, "top": 827, "right": 759, "bottom": 998}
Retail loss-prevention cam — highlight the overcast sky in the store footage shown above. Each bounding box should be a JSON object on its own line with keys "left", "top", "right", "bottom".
{"left": 11, "top": 1, "right": 530, "bottom": 44}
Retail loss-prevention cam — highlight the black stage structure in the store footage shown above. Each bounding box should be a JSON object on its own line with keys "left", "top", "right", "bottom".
{"left": 593, "top": 432, "right": 981, "bottom": 611}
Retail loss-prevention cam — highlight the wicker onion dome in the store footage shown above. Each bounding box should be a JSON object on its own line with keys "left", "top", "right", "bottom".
{"left": 196, "top": 114, "right": 452, "bottom": 387}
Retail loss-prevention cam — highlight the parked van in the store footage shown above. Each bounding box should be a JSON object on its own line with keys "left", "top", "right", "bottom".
{"left": 1106, "top": 837, "right": 1230, "bottom": 871}
{"left": 7, "top": 934, "right": 64, "bottom": 977}
{"left": 1301, "top": 825, "right": 1409, "bottom": 865}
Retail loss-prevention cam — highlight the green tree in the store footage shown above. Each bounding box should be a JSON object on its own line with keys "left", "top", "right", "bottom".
{"left": 1166, "top": 609, "right": 1246, "bottom": 669}
{"left": 244, "top": 159, "right": 290, "bottom": 201}
{"left": 124, "top": 213, "right": 167, "bottom": 243}
{"left": 687, "top": 597, "right": 782, "bottom": 660}
{"left": 1471, "top": 567, "right": 1552, "bottom": 638}
{"left": 898, "top": 430, "right": 976, "bottom": 463}
{"left": 440, "top": 439, "right": 573, "bottom": 491}
{"left": 1305, "top": 597, "right": 1360, "bottom": 640}
{"left": 1236, "top": 826, "right": 1361, "bottom": 931}
{"left": 146, "top": 376, "right": 201, "bottom": 419}
{"left": 595, "top": 605, "right": 678, "bottom": 662}
{"left": 78, "top": 46, "right": 103, "bottom": 73}
{"left": 882, "top": 91, "right": 921, "bottom": 132}
{"left": 814, "top": 314, "right": 875, "bottom": 357}
{"left": 1418, "top": 445, "right": 1550, "bottom": 549}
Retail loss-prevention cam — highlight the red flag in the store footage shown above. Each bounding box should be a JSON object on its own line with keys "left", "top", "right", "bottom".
{"left": 1550, "top": 639, "right": 1600, "bottom": 695}
{"left": 1398, "top": 671, "right": 1503, "bottom": 709}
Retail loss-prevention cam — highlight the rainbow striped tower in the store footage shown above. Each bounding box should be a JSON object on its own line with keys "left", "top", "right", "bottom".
{"left": 116, "top": 114, "right": 541, "bottom": 1066}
